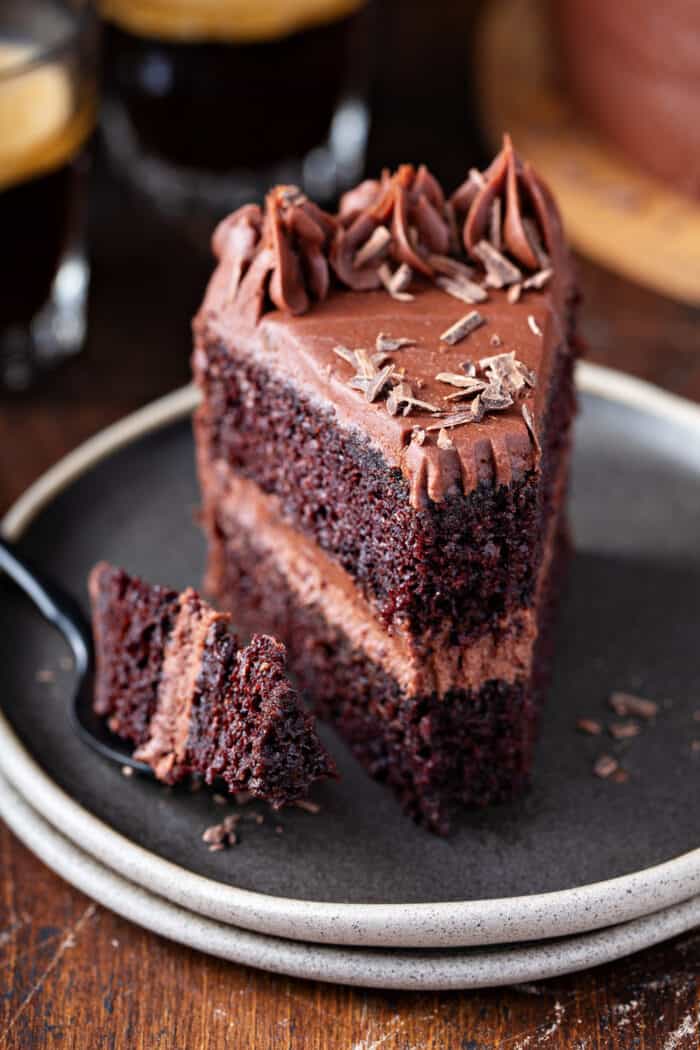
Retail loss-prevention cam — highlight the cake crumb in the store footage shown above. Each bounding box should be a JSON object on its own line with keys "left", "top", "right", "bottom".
{"left": 577, "top": 719, "right": 602, "bottom": 736}
{"left": 609, "top": 692, "right": 658, "bottom": 719}
{"left": 593, "top": 754, "right": 619, "bottom": 779}
{"left": 608, "top": 720, "right": 641, "bottom": 740}
{"left": 295, "top": 799, "right": 321, "bottom": 814}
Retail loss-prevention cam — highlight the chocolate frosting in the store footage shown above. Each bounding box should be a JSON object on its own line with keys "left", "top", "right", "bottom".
{"left": 453, "top": 134, "right": 562, "bottom": 272}
{"left": 200, "top": 140, "right": 576, "bottom": 509}
{"left": 212, "top": 186, "right": 337, "bottom": 320}
{"left": 212, "top": 138, "right": 564, "bottom": 322}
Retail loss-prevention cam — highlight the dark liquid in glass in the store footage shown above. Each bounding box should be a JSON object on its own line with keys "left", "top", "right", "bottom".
{"left": 0, "top": 162, "right": 78, "bottom": 328}
{"left": 103, "top": 8, "right": 367, "bottom": 173}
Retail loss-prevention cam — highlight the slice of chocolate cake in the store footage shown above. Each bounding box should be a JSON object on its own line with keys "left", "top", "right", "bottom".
{"left": 89, "top": 562, "right": 335, "bottom": 806}
{"left": 193, "top": 136, "right": 581, "bottom": 832}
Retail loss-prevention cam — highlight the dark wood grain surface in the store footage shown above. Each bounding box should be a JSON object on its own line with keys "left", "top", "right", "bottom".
{"left": 1, "top": 1, "right": 699, "bottom": 1045}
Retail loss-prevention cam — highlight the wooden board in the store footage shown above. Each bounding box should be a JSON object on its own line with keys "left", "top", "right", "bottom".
{"left": 477, "top": 0, "right": 700, "bottom": 306}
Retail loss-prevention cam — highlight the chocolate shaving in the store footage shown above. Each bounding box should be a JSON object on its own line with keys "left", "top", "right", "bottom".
{"left": 333, "top": 345, "right": 358, "bottom": 366}
{"left": 376, "top": 333, "right": 416, "bottom": 352}
{"left": 489, "top": 198, "right": 502, "bottom": 252}
{"left": 378, "top": 262, "right": 415, "bottom": 302}
{"left": 481, "top": 387, "right": 513, "bottom": 411}
{"left": 428, "top": 254, "right": 477, "bottom": 281}
{"left": 411, "top": 426, "right": 426, "bottom": 445}
{"left": 387, "top": 380, "right": 441, "bottom": 417}
{"left": 507, "top": 283, "right": 522, "bottom": 304}
{"left": 527, "top": 314, "right": 543, "bottom": 337}
{"left": 593, "top": 754, "right": 619, "bottom": 779}
{"left": 295, "top": 799, "right": 321, "bottom": 814}
{"left": 353, "top": 224, "right": 391, "bottom": 269}
{"left": 435, "top": 372, "right": 488, "bottom": 391}
{"left": 522, "top": 403, "right": 540, "bottom": 454}
{"left": 608, "top": 720, "right": 641, "bottom": 740}
{"left": 490, "top": 334, "right": 503, "bottom": 348}
{"left": 437, "top": 428, "right": 454, "bottom": 450}
{"left": 577, "top": 719, "right": 602, "bottom": 736}
{"left": 353, "top": 347, "right": 376, "bottom": 378}
{"left": 473, "top": 240, "right": 522, "bottom": 288}
{"left": 522, "top": 217, "right": 551, "bottom": 268}
{"left": 523, "top": 267, "right": 553, "bottom": 291}
{"left": 440, "top": 310, "right": 485, "bottom": 346}
{"left": 426, "top": 409, "right": 476, "bottom": 431}
{"left": 609, "top": 692, "right": 658, "bottom": 720}
{"left": 461, "top": 359, "right": 477, "bottom": 377}
{"left": 436, "top": 274, "right": 488, "bottom": 306}
{"left": 365, "top": 363, "right": 395, "bottom": 403}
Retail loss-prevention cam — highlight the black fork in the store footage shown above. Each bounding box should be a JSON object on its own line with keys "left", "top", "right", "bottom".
{"left": 0, "top": 537, "right": 149, "bottom": 773}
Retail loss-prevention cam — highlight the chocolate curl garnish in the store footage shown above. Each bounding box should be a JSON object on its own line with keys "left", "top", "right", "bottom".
{"left": 331, "top": 164, "right": 450, "bottom": 288}
{"left": 454, "top": 135, "right": 553, "bottom": 272}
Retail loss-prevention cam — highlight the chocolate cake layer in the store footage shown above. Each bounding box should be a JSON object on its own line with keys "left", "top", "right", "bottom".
{"left": 194, "top": 289, "right": 577, "bottom": 643}
{"left": 89, "top": 563, "right": 335, "bottom": 805}
{"left": 89, "top": 563, "right": 180, "bottom": 746}
{"left": 203, "top": 494, "right": 568, "bottom": 832}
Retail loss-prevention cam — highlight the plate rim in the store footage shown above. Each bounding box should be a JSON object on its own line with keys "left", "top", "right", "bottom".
{"left": 1, "top": 767, "right": 698, "bottom": 990}
{"left": 2, "top": 361, "right": 700, "bottom": 950}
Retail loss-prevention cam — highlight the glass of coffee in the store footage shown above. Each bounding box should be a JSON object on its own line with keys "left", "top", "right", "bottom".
{"left": 99, "top": 0, "right": 371, "bottom": 234}
{"left": 0, "top": 0, "right": 98, "bottom": 391}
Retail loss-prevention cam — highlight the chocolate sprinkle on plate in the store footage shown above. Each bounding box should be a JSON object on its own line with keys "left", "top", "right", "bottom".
{"left": 609, "top": 692, "right": 659, "bottom": 720}
{"left": 577, "top": 719, "right": 602, "bottom": 736}
{"left": 608, "top": 720, "right": 641, "bottom": 740}
{"left": 593, "top": 754, "right": 619, "bottom": 779}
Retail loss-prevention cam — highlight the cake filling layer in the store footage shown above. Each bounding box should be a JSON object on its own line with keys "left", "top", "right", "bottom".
{"left": 134, "top": 590, "right": 223, "bottom": 779}
{"left": 204, "top": 461, "right": 567, "bottom": 697}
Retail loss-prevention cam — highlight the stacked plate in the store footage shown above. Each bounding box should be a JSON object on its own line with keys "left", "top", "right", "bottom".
{"left": 1, "top": 364, "right": 699, "bottom": 990}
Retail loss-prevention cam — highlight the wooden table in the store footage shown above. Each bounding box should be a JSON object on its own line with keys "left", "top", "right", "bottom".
{"left": 1, "top": 2, "right": 699, "bottom": 1044}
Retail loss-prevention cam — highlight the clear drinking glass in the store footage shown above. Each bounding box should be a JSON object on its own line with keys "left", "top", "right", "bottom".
{"left": 99, "top": 0, "right": 372, "bottom": 235}
{"left": 0, "top": 0, "right": 98, "bottom": 391}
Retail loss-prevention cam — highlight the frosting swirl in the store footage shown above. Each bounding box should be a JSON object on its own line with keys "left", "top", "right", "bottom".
{"left": 331, "top": 163, "right": 450, "bottom": 289}
{"left": 213, "top": 186, "right": 336, "bottom": 319}
{"left": 452, "top": 134, "right": 560, "bottom": 272}
{"left": 212, "top": 138, "right": 563, "bottom": 320}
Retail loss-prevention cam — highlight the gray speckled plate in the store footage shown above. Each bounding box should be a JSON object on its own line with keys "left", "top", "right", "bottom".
{"left": 1, "top": 364, "right": 699, "bottom": 951}
{"left": 0, "top": 768, "right": 698, "bottom": 990}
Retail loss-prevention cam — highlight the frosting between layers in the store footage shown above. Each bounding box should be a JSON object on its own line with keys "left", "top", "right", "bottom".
{"left": 204, "top": 467, "right": 566, "bottom": 697}
{"left": 134, "top": 590, "right": 226, "bottom": 778}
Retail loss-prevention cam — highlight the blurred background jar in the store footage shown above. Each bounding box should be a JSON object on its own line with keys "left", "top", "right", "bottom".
{"left": 0, "top": 0, "right": 98, "bottom": 392}
{"left": 99, "top": 0, "right": 373, "bottom": 239}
